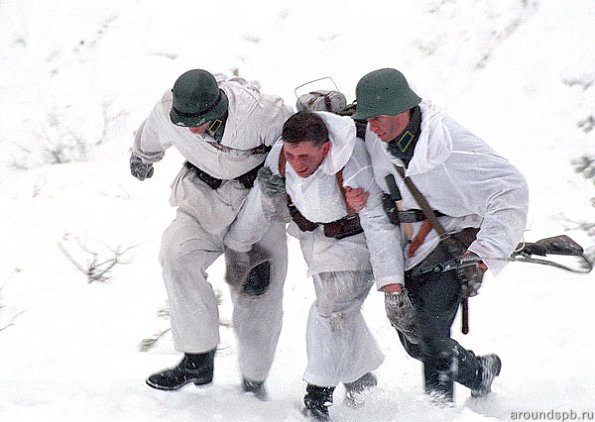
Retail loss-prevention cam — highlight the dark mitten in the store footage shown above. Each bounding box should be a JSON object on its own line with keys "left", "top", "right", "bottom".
{"left": 384, "top": 288, "right": 419, "bottom": 344}
{"left": 457, "top": 254, "right": 487, "bottom": 298}
{"left": 130, "top": 153, "right": 154, "bottom": 181}
{"left": 257, "top": 166, "right": 286, "bottom": 197}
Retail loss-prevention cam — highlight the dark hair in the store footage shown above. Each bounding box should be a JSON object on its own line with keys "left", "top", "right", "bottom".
{"left": 282, "top": 111, "right": 329, "bottom": 145}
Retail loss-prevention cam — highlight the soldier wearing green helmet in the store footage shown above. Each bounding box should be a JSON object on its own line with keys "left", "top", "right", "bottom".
{"left": 348, "top": 68, "right": 529, "bottom": 404}
{"left": 351, "top": 67, "right": 421, "bottom": 120}
{"left": 130, "top": 69, "right": 293, "bottom": 399}
{"left": 169, "top": 69, "right": 229, "bottom": 128}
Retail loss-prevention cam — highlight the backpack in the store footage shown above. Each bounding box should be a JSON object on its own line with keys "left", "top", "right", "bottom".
{"left": 295, "top": 88, "right": 367, "bottom": 139}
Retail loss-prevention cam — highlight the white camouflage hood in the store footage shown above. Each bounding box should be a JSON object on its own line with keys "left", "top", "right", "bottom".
{"left": 315, "top": 111, "right": 356, "bottom": 175}
{"left": 283, "top": 111, "right": 357, "bottom": 223}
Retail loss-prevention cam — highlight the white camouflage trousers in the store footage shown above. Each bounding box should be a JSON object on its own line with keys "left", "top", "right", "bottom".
{"left": 159, "top": 209, "right": 287, "bottom": 382}
{"left": 303, "top": 271, "right": 384, "bottom": 387}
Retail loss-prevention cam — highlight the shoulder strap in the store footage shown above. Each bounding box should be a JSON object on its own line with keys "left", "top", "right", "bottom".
{"left": 393, "top": 165, "right": 449, "bottom": 239}
{"left": 336, "top": 169, "right": 355, "bottom": 216}
{"left": 278, "top": 148, "right": 287, "bottom": 177}
{"left": 394, "top": 164, "right": 471, "bottom": 335}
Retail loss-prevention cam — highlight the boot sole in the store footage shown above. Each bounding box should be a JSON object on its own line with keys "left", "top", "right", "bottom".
{"left": 145, "top": 376, "right": 213, "bottom": 391}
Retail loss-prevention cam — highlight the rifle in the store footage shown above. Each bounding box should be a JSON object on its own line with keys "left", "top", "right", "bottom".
{"left": 392, "top": 164, "right": 594, "bottom": 335}
{"left": 414, "top": 235, "right": 593, "bottom": 276}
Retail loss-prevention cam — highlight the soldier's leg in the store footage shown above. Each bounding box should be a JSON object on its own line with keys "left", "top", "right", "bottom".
{"left": 304, "top": 271, "right": 384, "bottom": 387}
{"left": 159, "top": 210, "right": 223, "bottom": 353}
{"left": 146, "top": 210, "right": 224, "bottom": 390}
{"left": 229, "top": 222, "right": 288, "bottom": 384}
{"left": 406, "top": 246, "right": 480, "bottom": 401}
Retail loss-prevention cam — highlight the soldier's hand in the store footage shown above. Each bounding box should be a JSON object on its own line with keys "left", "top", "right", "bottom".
{"left": 344, "top": 187, "right": 369, "bottom": 211}
{"left": 130, "top": 153, "right": 154, "bottom": 181}
{"left": 257, "top": 166, "right": 286, "bottom": 197}
{"left": 457, "top": 252, "right": 488, "bottom": 298}
{"left": 383, "top": 284, "right": 419, "bottom": 344}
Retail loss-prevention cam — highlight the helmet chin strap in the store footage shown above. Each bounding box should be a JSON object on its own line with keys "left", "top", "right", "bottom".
{"left": 386, "top": 105, "right": 422, "bottom": 168}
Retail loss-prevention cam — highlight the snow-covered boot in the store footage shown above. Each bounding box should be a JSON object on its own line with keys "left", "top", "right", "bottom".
{"left": 242, "top": 377, "right": 268, "bottom": 401}
{"left": 471, "top": 354, "right": 502, "bottom": 397}
{"left": 145, "top": 350, "right": 215, "bottom": 390}
{"left": 344, "top": 372, "right": 377, "bottom": 407}
{"left": 302, "top": 384, "right": 335, "bottom": 421}
{"left": 424, "top": 359, "right": 454, "bottom": 404}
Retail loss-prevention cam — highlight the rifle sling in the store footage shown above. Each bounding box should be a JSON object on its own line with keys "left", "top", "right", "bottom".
{"left": 393, "top": 164, "right": 470, "bottom": 335}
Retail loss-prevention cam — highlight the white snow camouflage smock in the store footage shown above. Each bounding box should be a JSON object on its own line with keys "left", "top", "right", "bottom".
{"left": 226, "top": 111, "right": 394, "bottom": 386}
{"left": 133, "top": 75, "right": 293, "bottom": 234}
{"left": 133, "top": 75, "right": 292, "bottom": 382}
{"left": 226, "top": 111, "right": 402, "bottom": 290}
{"left": 364, "top": 100, "right": 529, "bottom": 280}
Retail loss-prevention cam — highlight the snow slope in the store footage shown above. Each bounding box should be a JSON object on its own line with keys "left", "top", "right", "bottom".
{"left": 0, "top": 0, "right": 594, "bottom": 421}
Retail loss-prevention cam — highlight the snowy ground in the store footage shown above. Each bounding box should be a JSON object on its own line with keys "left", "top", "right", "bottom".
{"left": 0, "top": 0, "right": 594, "bottom": 421}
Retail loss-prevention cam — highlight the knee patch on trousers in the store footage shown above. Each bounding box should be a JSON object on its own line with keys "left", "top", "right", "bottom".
{"left": 242, "top": 261, "right": 271, "bottom": 296}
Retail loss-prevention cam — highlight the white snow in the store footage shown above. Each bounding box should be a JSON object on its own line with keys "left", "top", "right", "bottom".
{"left": 1, "top": 0, "right": 594, "bottom": 421}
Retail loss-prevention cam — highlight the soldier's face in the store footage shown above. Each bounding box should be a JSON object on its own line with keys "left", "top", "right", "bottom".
{"left": 283, "top": 140, "right": 330, "bottom": 178}
{"left": 189, "top": 122, "right": 211, "bottom": 134}
{"left": 368, "top": 111, "right": 411, "bottom": 142}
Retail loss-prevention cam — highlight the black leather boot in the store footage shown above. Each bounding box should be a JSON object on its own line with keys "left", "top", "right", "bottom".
{"left": 146, "top": 349, "right": 215, "bottom": 390}
{"left": 471, "top": 354, "right": 502, "bottom": 397}
{"left": 302, "top": 384, "right": 335, "bottom": 421}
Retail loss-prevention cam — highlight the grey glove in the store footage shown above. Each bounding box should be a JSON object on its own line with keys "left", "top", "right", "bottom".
{"left": 385, "top": 288, "right": 419, "bottom": 344}
{"left": 130, "top": 153, "right": 154, "bottom": 181}
{"left": 257, "top": 166, "right": 286, "bottom": 197}
{"left": 224, "top": 245, "right": 271, "bottom": 296}
{"left": 456, "top": 254, "right": 487, "bottom": 298}
{"left": 257, "top": 166, "right": 291, "bottom": 223}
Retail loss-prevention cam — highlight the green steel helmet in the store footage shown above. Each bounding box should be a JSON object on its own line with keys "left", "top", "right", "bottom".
{"left": 169, "top": 69, "right": 229, "bottom": 127}
{"left": 352, "top": 68, "right": 421, "bottom": 120}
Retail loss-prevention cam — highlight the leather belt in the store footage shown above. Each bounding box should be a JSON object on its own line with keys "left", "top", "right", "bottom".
{"left": 287, "top": 201, "right": 363, "bottom": 240}
{"left": 184, "top": 161, "right": 263, "bottom": 190}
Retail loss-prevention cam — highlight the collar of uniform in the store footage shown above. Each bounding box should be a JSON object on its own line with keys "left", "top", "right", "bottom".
{"left": 206, "top": 110, "right": 229, "bottom": 143}
{"left": 386, "top": 105, "right": 421, "bottom": 168}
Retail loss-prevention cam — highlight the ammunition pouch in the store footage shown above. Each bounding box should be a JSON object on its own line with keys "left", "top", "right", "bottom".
{"left": 444, "top": 227, "right": 484, "bottom": 298}
{"left": 288, "top": 201, "right": 363, "bottom": 240}
{"left": 323, "top": 214, "right": 364, "bottom": 240}
{"left": 381, "top": 193, "right": 445, "bottom": 225}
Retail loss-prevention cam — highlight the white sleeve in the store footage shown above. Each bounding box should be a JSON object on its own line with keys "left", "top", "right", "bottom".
{"left": 345, "top": 142, "right": 405, "bottom": 290}
{"left": 224, "top": 143, "right": 286, "bottom": 252}
{"left": 448, "top": 146, "right": 529, "bottom": 274}
{"left": 132, "top": 92, "right": 174, "bottom": 163}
